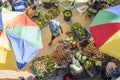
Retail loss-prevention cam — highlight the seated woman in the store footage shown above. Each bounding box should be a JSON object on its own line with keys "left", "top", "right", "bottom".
{"left": 25, "top": 5, "right": 39, "bottom": 19}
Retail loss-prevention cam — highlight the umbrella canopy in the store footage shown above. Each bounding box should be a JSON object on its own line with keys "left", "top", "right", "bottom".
{"left": 0, "top": 9, "right": 43, "bottom": 70}
{"left": 90, "top": 5, "right": 120, "bottom": 60}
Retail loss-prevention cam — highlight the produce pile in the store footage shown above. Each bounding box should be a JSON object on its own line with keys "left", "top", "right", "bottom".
{"left": 106, "top": 0, "right": 120, "bottom": 6}
{"left": 31, "top": 55, "right": 57, "bottom": 79}
{"left": 76, "top": 39, "right": 110, "bottom": 70}
{"left": 75, "top": 50, "right": 93, "bottom": 69}
{"left": 50, "top": 44, "right": 69, "bottom": 64}
{"left": 63, "top": 10, "right": 72, "bottom": 17}
{"left": 80, "top": 41, "right": 103, "bottom": 59}
{"left": 65, "top": 36, "right": 78, "bottom": 49}
{"left": 30, "top": 41, "right": 71, "bottom": 79}
{"left": 71, "top": 23, "right": 91, "bottom": 40}
{"left": 35, "top": 8, "right": 60, "bottom": 28}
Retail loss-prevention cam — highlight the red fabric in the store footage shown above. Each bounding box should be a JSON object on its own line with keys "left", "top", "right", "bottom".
{"left": 90, "top": 23, "right": 120, "bottom": 48}
{"left": 6, "top": 13, "right": 38, "bottom": 29}
{"left": 0, "top": 30, "right": 3, "bottom": 36}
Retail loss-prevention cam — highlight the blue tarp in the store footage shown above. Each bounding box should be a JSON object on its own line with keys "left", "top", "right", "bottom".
{"left": 6, "top": 31, "right": 39, "bottom": 69}
{"left": 0, "top": 13, "right": 3, "bottom": 30}
{"left": 104, "top": 5, "right": 120, "bottom": 17}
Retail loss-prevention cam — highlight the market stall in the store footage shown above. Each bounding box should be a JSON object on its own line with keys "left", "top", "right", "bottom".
{"left": 1, "top": 0, "right": 120, "bottom": 80}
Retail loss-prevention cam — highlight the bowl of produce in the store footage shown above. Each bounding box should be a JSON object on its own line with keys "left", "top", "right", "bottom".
{"left": 30, "top": 55, "right": 59, "bottom": 79}
{"left": 63, "top": 10, "right": 72, "bottom": 21}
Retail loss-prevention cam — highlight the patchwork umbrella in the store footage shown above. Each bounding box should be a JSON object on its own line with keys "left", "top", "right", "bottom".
{"left": 90, "top": 5, "right": 120, "bottom": 60}
{"left": 0, "top": 9, "right": 43, "bottom": 70}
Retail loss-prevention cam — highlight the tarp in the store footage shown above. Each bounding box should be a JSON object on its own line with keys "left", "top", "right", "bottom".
{"left": 90, "top": 5, "right": 120, "bottom": 60}
{"left": 0, "top": 9, "right": 43, "bottom": 70}
{"left": 104, "top": 5, "right": 120, "bottom": 16}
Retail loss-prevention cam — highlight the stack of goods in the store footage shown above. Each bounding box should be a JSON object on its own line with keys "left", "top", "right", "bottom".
{"left": 31, "top": 55, "right": 58, "bottom": 79}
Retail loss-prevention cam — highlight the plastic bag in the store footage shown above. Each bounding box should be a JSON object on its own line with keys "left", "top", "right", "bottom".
{"left": 13, "top": 0, "right": 28, "bottom": 12}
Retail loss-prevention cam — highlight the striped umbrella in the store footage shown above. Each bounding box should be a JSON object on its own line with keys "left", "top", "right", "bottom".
{"left": 90, "top": 5, "right": 120, "bottom": 60}
{"left": 0, "top": 9, "right": 43, "bottom": 70}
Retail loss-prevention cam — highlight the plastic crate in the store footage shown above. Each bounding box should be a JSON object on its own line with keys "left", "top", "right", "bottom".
{"left": 74, "top": 28, "right": 91, "bottom": 41}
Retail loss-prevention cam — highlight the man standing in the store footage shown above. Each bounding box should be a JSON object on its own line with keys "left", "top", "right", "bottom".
{"left": 48, "top": 19, "right": 63, "bottom": 46}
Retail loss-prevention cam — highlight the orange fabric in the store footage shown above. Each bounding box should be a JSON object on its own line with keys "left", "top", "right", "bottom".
{"left": 2, "top": 9, "right": 23, "bottom": 27}
{"left": 6, "top": 13, "right": 38, "bottom": 29}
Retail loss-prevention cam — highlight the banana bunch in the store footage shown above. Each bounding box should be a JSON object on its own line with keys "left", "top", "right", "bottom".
{"left": 38, "top": 14, "right": 48, "bottom": 25}
{"left": 77, "top": 27, "right": 87, "bottom": 39}
{"left": 35, "top": 20, "right": 43, "bottom": 28}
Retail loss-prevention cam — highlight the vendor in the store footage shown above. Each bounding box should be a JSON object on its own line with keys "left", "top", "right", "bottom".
{"left": 48, "top": 19, "right": 63, "bottom": 46}
{"left": 69, "top": 56, "right": 84, "bottom": 75}
{"left": 25, "top": 5, "right": 39, "bottom": 19}
{"left": 102, "top": 61, "right": 120, "bottom": 80}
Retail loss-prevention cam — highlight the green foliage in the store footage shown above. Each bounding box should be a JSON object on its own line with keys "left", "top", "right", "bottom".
{"left": 107, "top": 0, "right": 120, "bottom": 6}
{"left": 34, "top": 8, "right": 60, "bottom": 29}
{"left": 63, "top": 10, "right": 72, "bottom": 17}
{"left": 50, "top": 9, "right": 59, "bottom": 17}
{"left": 45, "top": 13, "right": 53, "bottom": 20}
{"left": 30, "top": 55, "right": 58, "bottom": 79}
{"left": 38, "top": 14, "right": 48, "bottom": 25}
{"left": 71, "top": 22, "right": 90, "bottom": 39}
{"left": 71, "top": 23, "right": 81, "bottom": 30}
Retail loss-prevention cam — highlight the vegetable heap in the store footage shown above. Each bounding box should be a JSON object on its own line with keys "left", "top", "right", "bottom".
{"left": 65, "top": 36, "right": 78, "bottom": 49}
{"left": 107, "top": 0, "right": 120, "bottom": 6}
{"left": 33, "top": 61, "right": 46, "bottom": 73}
{"left": 71, "top": 23, "right": 90, "bottom": 39}
{"left": 63, "top": 10, "right": 72, "bottom": 17}
{"left": 81, "top": 42, "right": 103, "bottom": 59}
{"left": 31, "top": 55, "right": 55, "bottom": 79}
{"left": 35, "top": 8, "right": 60, "bottom": 28}
{"left": 75, "top": 50, "right": 93, "bottom": 69}
{"left": 51, "top": 44, "right": 68, "bottom": 64}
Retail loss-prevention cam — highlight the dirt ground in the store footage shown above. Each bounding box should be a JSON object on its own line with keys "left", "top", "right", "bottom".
{"left": 0, "top": 3, "right": 92, "bottom": 80}
{"left": 22, "top": 3, "right": 92, "bottom": 72}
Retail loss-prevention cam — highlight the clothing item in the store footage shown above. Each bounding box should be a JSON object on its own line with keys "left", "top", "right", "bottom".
{"left": 49, "top": 19, "right": 60, "bottom": 37}
{"left": 13, "top": 0, "right": 28, "bottom": 12}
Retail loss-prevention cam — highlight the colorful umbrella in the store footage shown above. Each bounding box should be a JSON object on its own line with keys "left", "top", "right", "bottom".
{"left": 90, "top": 5, "right": 120, "bottom": 60}
{"left": 0, "top": 9, "right": 43, "bottom": 70}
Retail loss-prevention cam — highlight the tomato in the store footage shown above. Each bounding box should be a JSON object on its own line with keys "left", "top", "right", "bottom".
{"left": 63, "top": 75, "right": 72, "bottom": 80}
{"left": 71, "top": 44, "right": 77, "bottom": 48}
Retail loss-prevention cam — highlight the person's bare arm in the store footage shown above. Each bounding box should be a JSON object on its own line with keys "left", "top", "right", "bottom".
{"left": 59, "top": 25, "right": 63, "bottom": 33}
